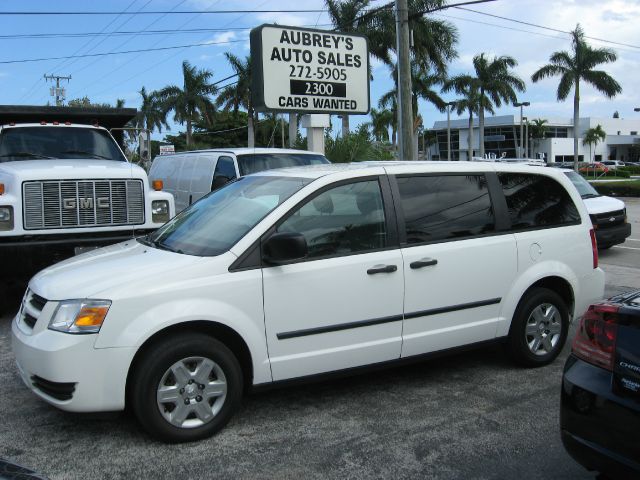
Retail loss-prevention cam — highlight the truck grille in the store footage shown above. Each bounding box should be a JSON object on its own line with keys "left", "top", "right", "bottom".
{"left": 592, "top": 209, "right": 625, "bottom": 229}
{"left": 23, "top": 179, "right": 145, "bottom": 230}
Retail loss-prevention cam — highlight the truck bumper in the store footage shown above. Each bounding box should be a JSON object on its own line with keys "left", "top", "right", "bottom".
{"left": 0, "top": 231, "right": 153, "bottom": 279}
{"left": 596, "top": 222, "right": 632, "bottom": 248}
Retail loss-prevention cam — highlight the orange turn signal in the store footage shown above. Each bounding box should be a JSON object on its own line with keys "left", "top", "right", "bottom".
{"left": 0, "top": 183, "right": 4, "bottom": 195}
{"left": 152, "top": 179, "right": 163, "bottom": 191}
{"left": 74, "top": 306, "right": 109, "bottom": 327}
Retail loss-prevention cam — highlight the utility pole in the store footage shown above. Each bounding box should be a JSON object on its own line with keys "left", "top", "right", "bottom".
{"left": 446, "top": 102, "right": 456, "bottom": 161}
{"left": 395, "top": 0, "right": 414, "bottom": 160}
{"left": 44, "top": 74, "right": 71, "bottom": 106}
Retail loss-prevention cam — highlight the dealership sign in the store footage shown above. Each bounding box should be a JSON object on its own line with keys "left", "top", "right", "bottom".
{"left": 250, "top": 24, "right": 370, "bottom": 114}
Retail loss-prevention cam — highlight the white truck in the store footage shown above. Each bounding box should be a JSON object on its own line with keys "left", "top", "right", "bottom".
{"left": 0, "top": 105, "right": 174, "bottom": 304}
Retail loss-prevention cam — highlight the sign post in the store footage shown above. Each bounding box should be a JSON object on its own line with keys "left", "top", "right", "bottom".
{"left": 251, "top": 24, "right": 370, "bottom": 153}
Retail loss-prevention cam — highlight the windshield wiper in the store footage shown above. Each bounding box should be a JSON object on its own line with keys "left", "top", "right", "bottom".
{"left": 0, "top": 151, "right": 54, "bottom": 159}
{"left": 581, "top": 193, "right": 601, "bottom": 199}
{"left": 61, "top": 150, "right": 113, "bottom": 160}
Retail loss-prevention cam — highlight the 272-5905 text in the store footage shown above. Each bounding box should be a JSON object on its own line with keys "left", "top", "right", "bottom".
{"left": 289, "top": 65, "right": 347, "bottom": 81}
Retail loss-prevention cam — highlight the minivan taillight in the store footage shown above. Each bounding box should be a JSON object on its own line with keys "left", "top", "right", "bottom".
{"left": 590, "top": 228, "right": 598, "bottom": 269}
{"left": 572, "top": 304, "right": 619, "bottom": 370}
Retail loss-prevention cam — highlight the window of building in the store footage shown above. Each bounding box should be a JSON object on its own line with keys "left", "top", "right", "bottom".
{"left": 498, "top": 173, "right": 580, "bottom": 230}
{"left": 396, "top": 175, "right": 495, "bottom": 244}
{"left": 277, "top": 180, "right": 387, "bottom": 259}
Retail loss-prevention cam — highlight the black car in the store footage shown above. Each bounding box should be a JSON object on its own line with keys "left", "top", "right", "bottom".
{"left": 561, "top": 290, "right": 640, "bottom": 478}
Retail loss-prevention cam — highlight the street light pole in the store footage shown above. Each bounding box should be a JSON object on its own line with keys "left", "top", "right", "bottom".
{"left": 523, "top": 116, "right": 529, "bottom": 158}
{"left": 514, "top": 101, "right": 530, "bottom": 157}
{"left": 446, "top": 102, "right": 457, "bottom": 161}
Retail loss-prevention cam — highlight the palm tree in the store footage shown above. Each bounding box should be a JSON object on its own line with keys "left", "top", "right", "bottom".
{"left": 378, "top": 93, "right": 398, "bottom": 148}
{"left": 136, "top": 87, "right": 169, "bottom": 133}
{"left": 583, "top": 124, "right": 607, "bottom": 163}
{"left": 529, "top": 118, "right": 548, "bottom": 160}
{"left": 368, "top": 108, "right": 393, "bottom": 142}
{"left": 325, "top": 0, "right": 384, "bottom": 137}
{"left": 532, "top": 24, "right": 621, "bottom": 170}
{"left": 443, "top": 75, "right": 494, "bottom": 161}
{"left": 468, "top": 54, "right": 526, "bottom": 158}
{"left": 216, "top": 53, "right": 255, "bottom": 147}
{"left": 156, "top": 60, "right": 217, "bottom": 148}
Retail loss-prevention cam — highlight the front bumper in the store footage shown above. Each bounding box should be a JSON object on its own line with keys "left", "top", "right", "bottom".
{"left": 560, "top": 355, "right": 640, "bottom": 478}
{"left": 596, "top": 222, "right": 632, "bottom": 248}
{"left": 11, "top": 310, "right": 135, "bottom": 413}
{"left": 0, "top": 231, "right": 154, "bottom": 278}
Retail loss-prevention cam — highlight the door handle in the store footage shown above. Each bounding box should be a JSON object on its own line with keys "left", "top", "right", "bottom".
{"left": 410, "top": 258, "right": 438, "bottom": 269}
{"left": 367, "top": 264, "right": 398, "bottom": 275}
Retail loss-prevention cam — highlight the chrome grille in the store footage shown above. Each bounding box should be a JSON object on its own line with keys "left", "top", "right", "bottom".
{"left": 23, "top": 179, "right": 145, "bottom": 229}
{"left": 19, "top": 289, "right": 47, "bottom": 332}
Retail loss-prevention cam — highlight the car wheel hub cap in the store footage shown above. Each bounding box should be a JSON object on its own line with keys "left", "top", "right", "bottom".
{"left": 156, "top": 356, "right": 227, "bottom": 429}
{"left": 525, "top": 303, "right": 562, "bottom": 356}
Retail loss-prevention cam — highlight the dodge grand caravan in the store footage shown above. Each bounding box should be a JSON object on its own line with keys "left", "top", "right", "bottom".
{"left": 12, "top": 162, "right": 605, "bottom": 442}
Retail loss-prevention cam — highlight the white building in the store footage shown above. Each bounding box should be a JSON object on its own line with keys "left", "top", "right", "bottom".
{"left": 429, "top": 114, "right": 640, "bottom": 163}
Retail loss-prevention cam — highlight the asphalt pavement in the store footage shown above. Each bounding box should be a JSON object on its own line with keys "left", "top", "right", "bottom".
{"left": 0, "top": 198, "right": 638, "bottom": 480}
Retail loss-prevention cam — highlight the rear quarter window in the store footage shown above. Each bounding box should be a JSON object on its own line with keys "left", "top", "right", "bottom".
{"left": 497, "top": 172, "right": 581, "bottom": 230}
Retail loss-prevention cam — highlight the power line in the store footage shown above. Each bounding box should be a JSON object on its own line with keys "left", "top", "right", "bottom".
{"left": 456, "top": 7, "right": 640, "bottom": 50}
{"left": 0, "top": 38, "right": 246, "bottom": 64}
{"left": 0, "top": 9, "right": 328, "bottom": 15}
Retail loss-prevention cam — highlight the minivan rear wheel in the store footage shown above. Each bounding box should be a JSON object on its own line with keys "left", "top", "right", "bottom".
{"left": 507, "top": 287, "right": 569, "bottom": 367}
{"left": 130, "top": 333, "right": 243, "bottom": 442}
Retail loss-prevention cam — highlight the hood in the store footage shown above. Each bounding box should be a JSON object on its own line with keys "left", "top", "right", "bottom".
{"left": 582, "top": 195, "right": 626, "bottom": 215}
{"left": 30, "top": 240, "right": 205, "bottom": 300}
{"left": 0, "top": 159, "right": 146, "bottom": 180}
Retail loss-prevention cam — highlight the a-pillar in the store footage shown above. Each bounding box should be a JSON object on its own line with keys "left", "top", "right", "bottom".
{"left": 301, "top": 114, "right": 330, "bottom": 155}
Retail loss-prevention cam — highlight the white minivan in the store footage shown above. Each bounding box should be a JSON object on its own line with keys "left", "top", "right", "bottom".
{"left": 149, "top": 148, "right": 329, "bottom": 212}
{"left": 12, "top": 162, "right": 604, "bottom": 442}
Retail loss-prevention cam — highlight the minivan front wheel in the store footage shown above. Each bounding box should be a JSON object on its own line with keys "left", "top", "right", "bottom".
{"left": 130, "top": 333, "right": 243, "bottom": 442}
{"left": 507, "top": 288, "right": 569, "bottom": 367}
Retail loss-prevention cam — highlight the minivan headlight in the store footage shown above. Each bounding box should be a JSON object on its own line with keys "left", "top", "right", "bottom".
{"left": 48, "top": 299, "right": 111, "bottom": 334}
{"left": 0, "top": 206, "right": 13, "bottom": 231}
{"left": 152, "top": 200, "right": 170, "bottom": 223}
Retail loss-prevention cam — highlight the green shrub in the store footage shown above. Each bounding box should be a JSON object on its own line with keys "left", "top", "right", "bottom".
{"left": 324, "top": 126, "right": 394, "bottom": 163}
{"left": 620, "top": 165, "right": 640, "bottom": 175}
{"left": 592, "top": 180, "right": 640, "bottom": 197}
{"left": 581, "top": 170, "right": 631, "bottom": 180}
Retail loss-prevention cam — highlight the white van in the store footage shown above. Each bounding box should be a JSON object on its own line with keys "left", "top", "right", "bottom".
{"left": 13, "top": 161, "right": 604, "bottom": 442}
{"left": 149, "top": 148, "right": 329, "bottom": 212}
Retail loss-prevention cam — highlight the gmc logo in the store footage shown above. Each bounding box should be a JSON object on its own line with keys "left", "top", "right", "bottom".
{"left": 63, "top": 197, "right": 110, "bottom": 209}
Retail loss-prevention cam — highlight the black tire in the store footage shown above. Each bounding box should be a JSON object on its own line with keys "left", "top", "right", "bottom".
{"left": 130, "top": 333, "right": 243, "bottom": 443}
{"left": 506, "top": 287, "right": 569, "bottom": 367}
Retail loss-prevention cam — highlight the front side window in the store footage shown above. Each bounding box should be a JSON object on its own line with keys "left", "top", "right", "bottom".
{"left": 397, "top": 175, "right": 495, "bottom": 244}
{"left": 211, "top": 156, "right": 237, "bottom": 190}
{"left": 498, "top": 172, "right": 581, "bottom": 229}
{"left": 144, "top": 175, "right": 310, "bottom": 256}
{"left": 237, "top": 153, "right": 329, "bottom": 176}
{"left": 0, "top": 127, "right": 126, "bottom": 162}
{"left": 276, "top": 180, "right": 387, "bottom": 259}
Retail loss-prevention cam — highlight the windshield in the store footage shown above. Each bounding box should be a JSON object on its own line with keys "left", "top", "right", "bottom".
{"left": 0, "top": 126, "right": 126, "bottom": 162}
{"left": 564, "top": 171, "right": 600, "bottom": 198}
{"left": 143, "top": 175, "right": 311, "bottom": 256}
{"left": 237, "top": 153, "right": 329, "bottom": 176}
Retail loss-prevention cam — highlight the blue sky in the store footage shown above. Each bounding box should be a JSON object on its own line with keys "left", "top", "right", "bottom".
{"left": 2, "top": 0, "right": 640, "bottom": 140}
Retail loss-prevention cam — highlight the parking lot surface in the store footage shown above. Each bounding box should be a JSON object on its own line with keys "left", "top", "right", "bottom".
{"left": 1, "top": 199, "right": 638, "bottom": 480}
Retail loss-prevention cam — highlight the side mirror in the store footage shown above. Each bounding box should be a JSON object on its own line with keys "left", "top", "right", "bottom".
{"left": 263, "top": 232, "right": 308, "bottom": 265}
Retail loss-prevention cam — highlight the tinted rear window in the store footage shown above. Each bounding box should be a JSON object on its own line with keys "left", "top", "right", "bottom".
{"left": 237, "top": 153, "right": 329, "bottom": 176}
{"left": 498, "top": 172, "right": 580, "bottom": 229}
{"left": 397, "top": 175, "right": 495, "bottom": 244}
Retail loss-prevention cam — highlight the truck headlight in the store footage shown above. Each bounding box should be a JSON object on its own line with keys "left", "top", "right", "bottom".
{"left": 0, "top": 206, "right": 13, "bottom": 231}
{"left": 152, "top": 200, "right": 170, "bottom": 223}
{"left": 48, "top": 299, "right": 111, "bottom": 334}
